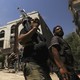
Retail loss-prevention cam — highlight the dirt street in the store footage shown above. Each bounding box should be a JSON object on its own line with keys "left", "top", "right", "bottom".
{"left": 0, "top": 69, "right": 24, "bottom": 80}
{"left": 0, "top": 69, "right": 59, "bottom": 80}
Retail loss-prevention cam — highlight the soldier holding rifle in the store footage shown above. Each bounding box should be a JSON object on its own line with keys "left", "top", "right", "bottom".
{"left": 16, "top": 14, "right": 51, "bottom": 80}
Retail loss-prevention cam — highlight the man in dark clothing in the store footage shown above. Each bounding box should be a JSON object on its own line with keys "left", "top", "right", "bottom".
{"left": 18, "top": 17, "right": 51, "bottom": 80}
{"left": 49, "top": 25, "right": 80, "bottom": 80}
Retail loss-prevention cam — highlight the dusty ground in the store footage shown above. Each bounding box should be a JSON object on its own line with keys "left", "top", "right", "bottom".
{"left": 0, "top": 69, "right": 59, "bottom": 80}
{"left": 50, "top": 73, "right": 59, "bottom": 80}
{"left": 0, "top": 69, "right": 24, "bottom": 80}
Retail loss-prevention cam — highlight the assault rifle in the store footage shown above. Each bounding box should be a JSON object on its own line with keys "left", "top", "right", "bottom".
{"left": 17, "top": 7, "right": 32, "bottom": 31}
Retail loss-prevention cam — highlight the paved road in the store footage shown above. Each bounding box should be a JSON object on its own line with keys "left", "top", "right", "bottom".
{"left": 0, "top": 69, "right": 59, "bottom": 80}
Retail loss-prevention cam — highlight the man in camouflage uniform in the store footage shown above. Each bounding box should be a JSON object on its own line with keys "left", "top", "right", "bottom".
{"left": 18, "top": 17, "right": 51, "bottom": 80}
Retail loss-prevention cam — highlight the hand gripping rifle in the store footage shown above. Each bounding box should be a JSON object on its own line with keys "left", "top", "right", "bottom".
{"left": 17, "top": 7, "right": 32, "bottom": 31}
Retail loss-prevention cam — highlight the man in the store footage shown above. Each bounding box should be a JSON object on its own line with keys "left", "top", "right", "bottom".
{"left": 8, "top": 52, "right": 18, "bottom": 72}
{"left": 18, "top": 17, "right": 51, "bottom": 80}
{"left": 49, "top": 25, "right": 80, "bottom": 80}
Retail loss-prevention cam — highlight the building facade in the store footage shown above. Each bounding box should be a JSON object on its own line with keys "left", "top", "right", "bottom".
{"left": 0, "top": 11, "right": 53, "bottom": 54}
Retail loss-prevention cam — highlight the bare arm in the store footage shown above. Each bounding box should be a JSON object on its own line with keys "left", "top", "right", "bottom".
{"left": 18, "top": 27, "right": 37, "bottom": 42}
{"left": 18, "top": 22, "right": 39, "bottom": 43}
{"left": 51, "top": 46, "right": 70, "bottom": 76}
{"left": 52, "top": 47, "right": 66, "bottom": 69}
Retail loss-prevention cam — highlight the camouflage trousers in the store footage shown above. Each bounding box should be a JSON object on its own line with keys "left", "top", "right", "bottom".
{"left": 22, "top": 61, "right": 51, "bottom": 80}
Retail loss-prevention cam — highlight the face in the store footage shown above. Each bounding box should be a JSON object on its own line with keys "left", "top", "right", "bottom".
{"left": 54, "top": 26, "right": 64, "bottom": 37}
{"left": 31, "top": 19, "right": 40, "bottom": 28}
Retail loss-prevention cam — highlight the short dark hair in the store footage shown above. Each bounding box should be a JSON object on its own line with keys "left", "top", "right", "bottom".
{"left": 33, "top": 18, "right": 40, "bottom": 25}
{"left": 53, "top": 25, "right": 62, "bottom": 33}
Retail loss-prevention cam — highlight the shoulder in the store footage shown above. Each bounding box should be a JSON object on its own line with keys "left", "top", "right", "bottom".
{"left": 37, "top": 32, "right": 46, "bottom": 41}
{"left": 37, "top": 32, "right": 42, "bottom": 36}
{"left": 49, "top": 36, "right": 60, "bottom": 49}
{"left": 51, "top": 36, "right": 59, "bottom": 43}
